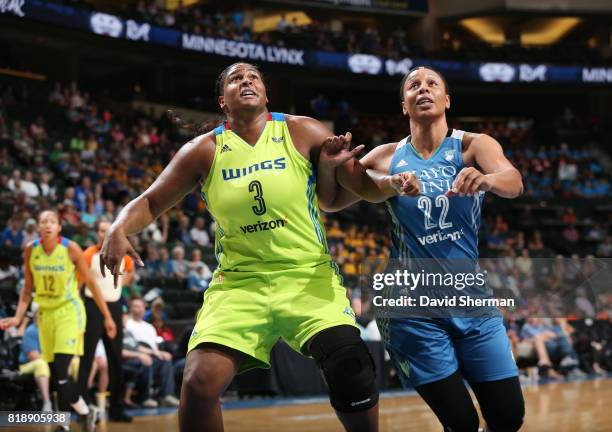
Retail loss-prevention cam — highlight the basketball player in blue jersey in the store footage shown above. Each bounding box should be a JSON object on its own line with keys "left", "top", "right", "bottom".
{"left": 328, "top": 66, "right": 525, "bottom": 431}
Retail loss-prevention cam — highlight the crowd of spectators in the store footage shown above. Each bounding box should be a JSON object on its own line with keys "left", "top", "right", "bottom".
{"left": 51, "top": 0, "right": 610, "bottom": 65}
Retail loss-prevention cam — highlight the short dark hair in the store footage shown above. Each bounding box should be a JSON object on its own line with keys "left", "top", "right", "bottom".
{"left": 215, "top": 62, "right": 266, "bottom": 99}
{"left": 399, "top": 66, "right": 450, "bottom": 101}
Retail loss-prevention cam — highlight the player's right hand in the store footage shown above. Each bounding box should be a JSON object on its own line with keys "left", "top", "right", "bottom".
{"left": 320, "top": 132, "right": 365, "bottom": 168}
{"left": 389, "top": 172, "right": 420, "bottom": 196}
{"left": 99, "top": 226, "right": 144, "bottom": 288}
{"left": 0, "top": 316, "right": 19, "bottom": 330}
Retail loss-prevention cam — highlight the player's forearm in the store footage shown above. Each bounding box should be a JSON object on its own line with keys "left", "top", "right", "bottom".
{"left": 365, "top": 169, "right": 399, "bottom": 201}
{"left": 316, "top": 162, "right": 339, "bottom": 210}
{"left": 111, "top": 196, "right": 156, "bottom": 237}
{"left": 14, "top": 283, "right": 32, "bottom": 323}
{"left": 485, "top": 168, "right": 523, "bottom": 198}
{"left": 336, "top": 160, "right": 395, "bottom": 203}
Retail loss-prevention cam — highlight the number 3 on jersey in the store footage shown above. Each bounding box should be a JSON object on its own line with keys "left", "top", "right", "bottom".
{"left": 417, "top": 195, "right": 452, "bottom": 230}
{"left": 249, "top": 180, "right": 266, "bottom": 216}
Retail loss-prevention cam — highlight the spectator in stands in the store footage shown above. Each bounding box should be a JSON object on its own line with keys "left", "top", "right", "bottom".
{"left": 29, "top": 116, "right": 47, "bottom": 142}
{"left": 494, "top": 215, "right": 509, "bottom": 233}
{"left": 60, "top": 200, "right": 81, "bottom": 227}
{"left": 125, "top": 298, "right": 179, "bottom": 407}
{"left": 528, "top": 230, "right": 545, "bottom": 250}
{"left": 121, "top": 309, "right": 157, "bottom": 408}
{"left": 187, "top": 261, "right": 213, "bottom": 293}
{"left": 1, "top": 217, "right": 23, "bottom": 248}
{"left": 562, "top": 208, "right": 577, "bottom": 225}
{"left": 74, "top": 177, "right": 92, "bottom": 212}
{"left": 486, "top": 228, "right": 505, "bottom": 250}
{"left": 148, "top": 298, "right": 175, "bottom": 344}
{"left": 18, "top": 304, "right": 52, "bottom": 412}
{"left": 519, "top": 318, "right": 564, "bottom": 379}
{"left": 172, "top": 215, "right": 192, "bottom": 245}
{"left": 586, "top": 224, "right": 605, "bottom": 242}
{"left": 189, "top": 217, "right": 209, "bottom": 247}
{"left": 70, "top": 130, "right": 86, "bottom": 152}
{"left": 151, "top": 247, "right": 172, "bottom": 277}
{"left": 21, "top": 218, "right": 38, "bottom": 249}
{"left": 9, "top": 170, "right": 39, "bottom": 199}
{"left": 143, "top": 215, "right": 168, "bottom": 244}
{"left": 37, "top": 172, "right": 55, "bottom": 200}
{"left": 102, "top": 200, "right": 117, "bottom": 221}
{"left": 168, "top": 245, "right": 189, "bottom": 280}
{"left": 515, "top": 249, "right": 533, "bottom": 277}
{"left": 562, "top": 224, "right": 580, "bottom": 244}
{"left": 596, "top": 236, "right": 612, "bottom": 258}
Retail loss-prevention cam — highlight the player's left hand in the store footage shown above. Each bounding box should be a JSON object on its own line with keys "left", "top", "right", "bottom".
{"left": 320, "top": 132, "right": 365, "bottom": 168}
{"left": 104, "top": 317, "right": 117, "bottom": 339}
{"left": 446, "top": 167, "right": 492, "bottom": 197}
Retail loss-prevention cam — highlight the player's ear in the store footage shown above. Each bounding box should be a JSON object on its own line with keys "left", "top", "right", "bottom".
{"left": 401, "top": 100, "right": 408, "bottom": 116}
{"left": 445, "top": 95, "right": 450, "bottom": 110}
{"left": 218, "top": 95, "right": 226, "bottom": 111}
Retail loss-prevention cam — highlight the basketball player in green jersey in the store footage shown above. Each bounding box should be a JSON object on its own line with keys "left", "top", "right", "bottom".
{"left": 0, "top": 210, "right": 116, "bottom": 431}
{"left": 99, "top": 63, "right": 413, "bottom": 432}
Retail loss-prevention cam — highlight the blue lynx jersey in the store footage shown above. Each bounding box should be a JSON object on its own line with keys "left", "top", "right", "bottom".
{"left": 387, "top": 129, "right": 483, "bottom": 262}
{"left": 381, "top": 129, "right": 517, "bottom": 387}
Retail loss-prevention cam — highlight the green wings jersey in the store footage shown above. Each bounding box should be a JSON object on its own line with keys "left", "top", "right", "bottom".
{"left": 201, "top": 113, "right": 331, "bottom": 272}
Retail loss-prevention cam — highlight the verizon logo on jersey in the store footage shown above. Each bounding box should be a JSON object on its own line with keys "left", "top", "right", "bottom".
{"left": 240, "top": 219, "right": 287, "bottom": 234}
{"left": 417, "top": 228, "right": 464, "bottom": 246}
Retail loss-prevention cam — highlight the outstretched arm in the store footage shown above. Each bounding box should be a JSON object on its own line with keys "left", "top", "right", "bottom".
{"left": 337, "top": 143, "right": 420, "bottom": 202}
{"left": 286, "top": 116, "right": 363, "bottom": 212}
{"left": 100, "top": 134, "right": 214, "bottom": 283}
{"left": 447, "top": 134, "right": 523, "bottom": 199}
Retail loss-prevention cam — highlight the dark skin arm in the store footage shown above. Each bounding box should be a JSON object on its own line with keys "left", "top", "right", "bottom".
{"left": 285, "top": 115, "right": 363, "bottom": 212}
{"left": 100, "top": 133, "right": 215, "bottom": 284}
{"left": 335, "top": 142, "right": 420, "bottom": 204}
{"left": 447, "top": 133, "right": 523, "bottom": 198}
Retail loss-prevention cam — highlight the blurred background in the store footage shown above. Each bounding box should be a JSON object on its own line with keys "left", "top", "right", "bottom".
{"left": 0, "top": 0, "right": 611, "bottom": 430}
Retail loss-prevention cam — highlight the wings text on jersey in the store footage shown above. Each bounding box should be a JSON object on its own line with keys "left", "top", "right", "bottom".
{"left": 221, "top": 157, "right": 287, "bottom": 181}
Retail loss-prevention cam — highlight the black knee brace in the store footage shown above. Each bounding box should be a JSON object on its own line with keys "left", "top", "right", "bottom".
{"left": 309, "top": 325, "right": 378, "bottom": 413}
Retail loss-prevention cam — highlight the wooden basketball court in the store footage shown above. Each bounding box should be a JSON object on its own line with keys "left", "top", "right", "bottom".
{"left": 17, "top": 378, "right": 612, "bottom": 431}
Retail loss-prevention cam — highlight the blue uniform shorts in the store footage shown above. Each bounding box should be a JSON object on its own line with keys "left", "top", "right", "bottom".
{"left": 383, "top": 315, "right": 518, "bottom": 387}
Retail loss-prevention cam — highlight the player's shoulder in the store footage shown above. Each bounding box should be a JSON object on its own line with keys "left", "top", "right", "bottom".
{"left": 188, "top": 131, "right": 217, "bottom": 151}
{"left": 360, "top": 142, "right": 399, "bottom": 171}
{"left": 24, "top": 241, "right": 36, "bottom": 255}
{"left": 460, "top": 131, "right": 499, "bottom": 152}
{"left": 285, "top": 114, "right": 328, "bottom": 133}
{"left": 362, "top": 142, "right": 399, "bottom": 160}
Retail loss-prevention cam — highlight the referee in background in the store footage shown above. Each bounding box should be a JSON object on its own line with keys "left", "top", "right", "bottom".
{"left": 77, "top": 219, "right": 133, "bottom": 422}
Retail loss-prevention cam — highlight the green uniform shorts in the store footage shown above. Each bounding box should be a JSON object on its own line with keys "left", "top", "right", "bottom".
{"left": 187, "top": 262, "right": 357, "bottom": 373}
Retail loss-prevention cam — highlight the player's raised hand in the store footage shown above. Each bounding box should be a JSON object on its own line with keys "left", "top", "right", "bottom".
{"left": 446, "top": 167, "right": 492, "bottom": 197}
{"left": 99, "top": 227, "right": 144, "bottom": 288}
{"left": 389, "top": 172, "right": 420, "bottom": 196}
{"left": 320, "top": 132, "right": 365, "bottom": 168}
